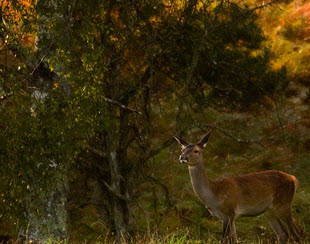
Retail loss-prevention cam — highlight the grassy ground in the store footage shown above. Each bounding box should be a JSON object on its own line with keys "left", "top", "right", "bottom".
{"left": 7, "top": 184, "right": 307, "bottom": 244}
{"left": 94, "top": 230, "right": 309, "bottom": 244}
{"left": 7, "top": 221, "right": 310, "bottom": 244}
{"left": 8, "top": 174, "right": 309, "bottom": 244}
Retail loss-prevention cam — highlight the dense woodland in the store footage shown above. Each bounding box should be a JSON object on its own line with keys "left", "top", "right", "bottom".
{"left": 0, "top": 0, "right": 310, "bottom": 243}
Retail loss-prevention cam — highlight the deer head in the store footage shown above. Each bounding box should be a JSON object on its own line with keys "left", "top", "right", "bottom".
{"left": 174, "top": 131, "right": 211, "bottom": 166}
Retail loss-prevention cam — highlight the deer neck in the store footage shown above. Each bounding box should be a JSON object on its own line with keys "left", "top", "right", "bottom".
{"left": 188, "top": 162, "right": 218, "bottom": 209}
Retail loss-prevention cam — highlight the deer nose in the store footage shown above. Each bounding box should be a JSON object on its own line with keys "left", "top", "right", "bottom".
{"left": 179, "top": 154, "right": 188, "bottom": 163}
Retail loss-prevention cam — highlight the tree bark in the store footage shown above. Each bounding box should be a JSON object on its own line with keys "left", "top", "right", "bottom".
{"left": 24, "top": 175, "right": 68, "bottom": 242}
{"left": 104, "top": 107, "right": 135, "bottom": 243}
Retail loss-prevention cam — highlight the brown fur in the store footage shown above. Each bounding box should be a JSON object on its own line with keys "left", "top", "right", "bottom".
{"left": 175, "top": 132, "right": 302, "bottom": 244}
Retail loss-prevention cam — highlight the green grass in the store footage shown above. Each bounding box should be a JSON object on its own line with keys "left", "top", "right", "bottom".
{"left": 6, "top": 229, "right": 310, "bottom": 244}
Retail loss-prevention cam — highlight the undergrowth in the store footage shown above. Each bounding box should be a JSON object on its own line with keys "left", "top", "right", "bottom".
{"left": 6, "top": 231, "right": 310, "bottom": 244}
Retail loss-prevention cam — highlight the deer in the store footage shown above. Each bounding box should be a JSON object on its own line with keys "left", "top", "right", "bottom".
{"left": 174, "top": 131, "right": 302, "bottom": 244}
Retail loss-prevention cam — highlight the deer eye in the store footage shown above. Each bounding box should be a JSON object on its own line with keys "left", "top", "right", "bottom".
{"left": 194, "top": 150, "right": 199, "bottom": 153}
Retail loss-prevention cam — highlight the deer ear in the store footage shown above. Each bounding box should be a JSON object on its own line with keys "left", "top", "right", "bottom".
{"left": 173, "top": 136, "right": 188, "bottom": 149}
{"left": 197, "top": 131, "right": 211, "bottom": 148}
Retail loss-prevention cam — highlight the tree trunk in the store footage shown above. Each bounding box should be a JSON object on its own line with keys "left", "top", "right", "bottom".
{"left": 104, "top": 108, "right": 135, "bottom": 243}
{"left": 24, "top": 175, "right": 68, "bottom": 242}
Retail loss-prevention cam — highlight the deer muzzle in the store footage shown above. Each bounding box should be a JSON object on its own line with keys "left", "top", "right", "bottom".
{"left": 179, "top": 154, "right": 188, "bottom": 163}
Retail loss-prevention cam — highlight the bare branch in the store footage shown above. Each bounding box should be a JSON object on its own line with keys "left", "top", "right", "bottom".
{"left": 145, "top": 137, "right": 175, "bottom": 161}
{"left": 78, "top": 154, "right": 129, "bottom": 201}
{"left": 101, "top": 180, "right": 129, "bottom": 201}
{"left": 25, "top": 51, "right": 49, "bottom": 81}
{"left": 197, "top": 123, "right": 266, "bottom": 149}
{"left": 86, "top": 144, "right": 106, "bottom": 158}
{"left": 249, "top": 0, "right": 280, "bottom": 12}
{"left": 142, "top": 169, "right": 174, "bottom": 208}
{"left": 104, "top": 97, "right": 142, "bottom": 115}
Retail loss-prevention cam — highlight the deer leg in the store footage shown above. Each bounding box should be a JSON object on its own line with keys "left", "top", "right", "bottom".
{"left": 266, "top": 215, "right": 289, "bottom": 244}
{"left": 221, "top": 217, "right": 237, "bottom": 244}
{"left": 230, "top": 221, "right": 238, "bottom": 243}
{"left": 280, "top": 213, "right": 302, "bottom": 243}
